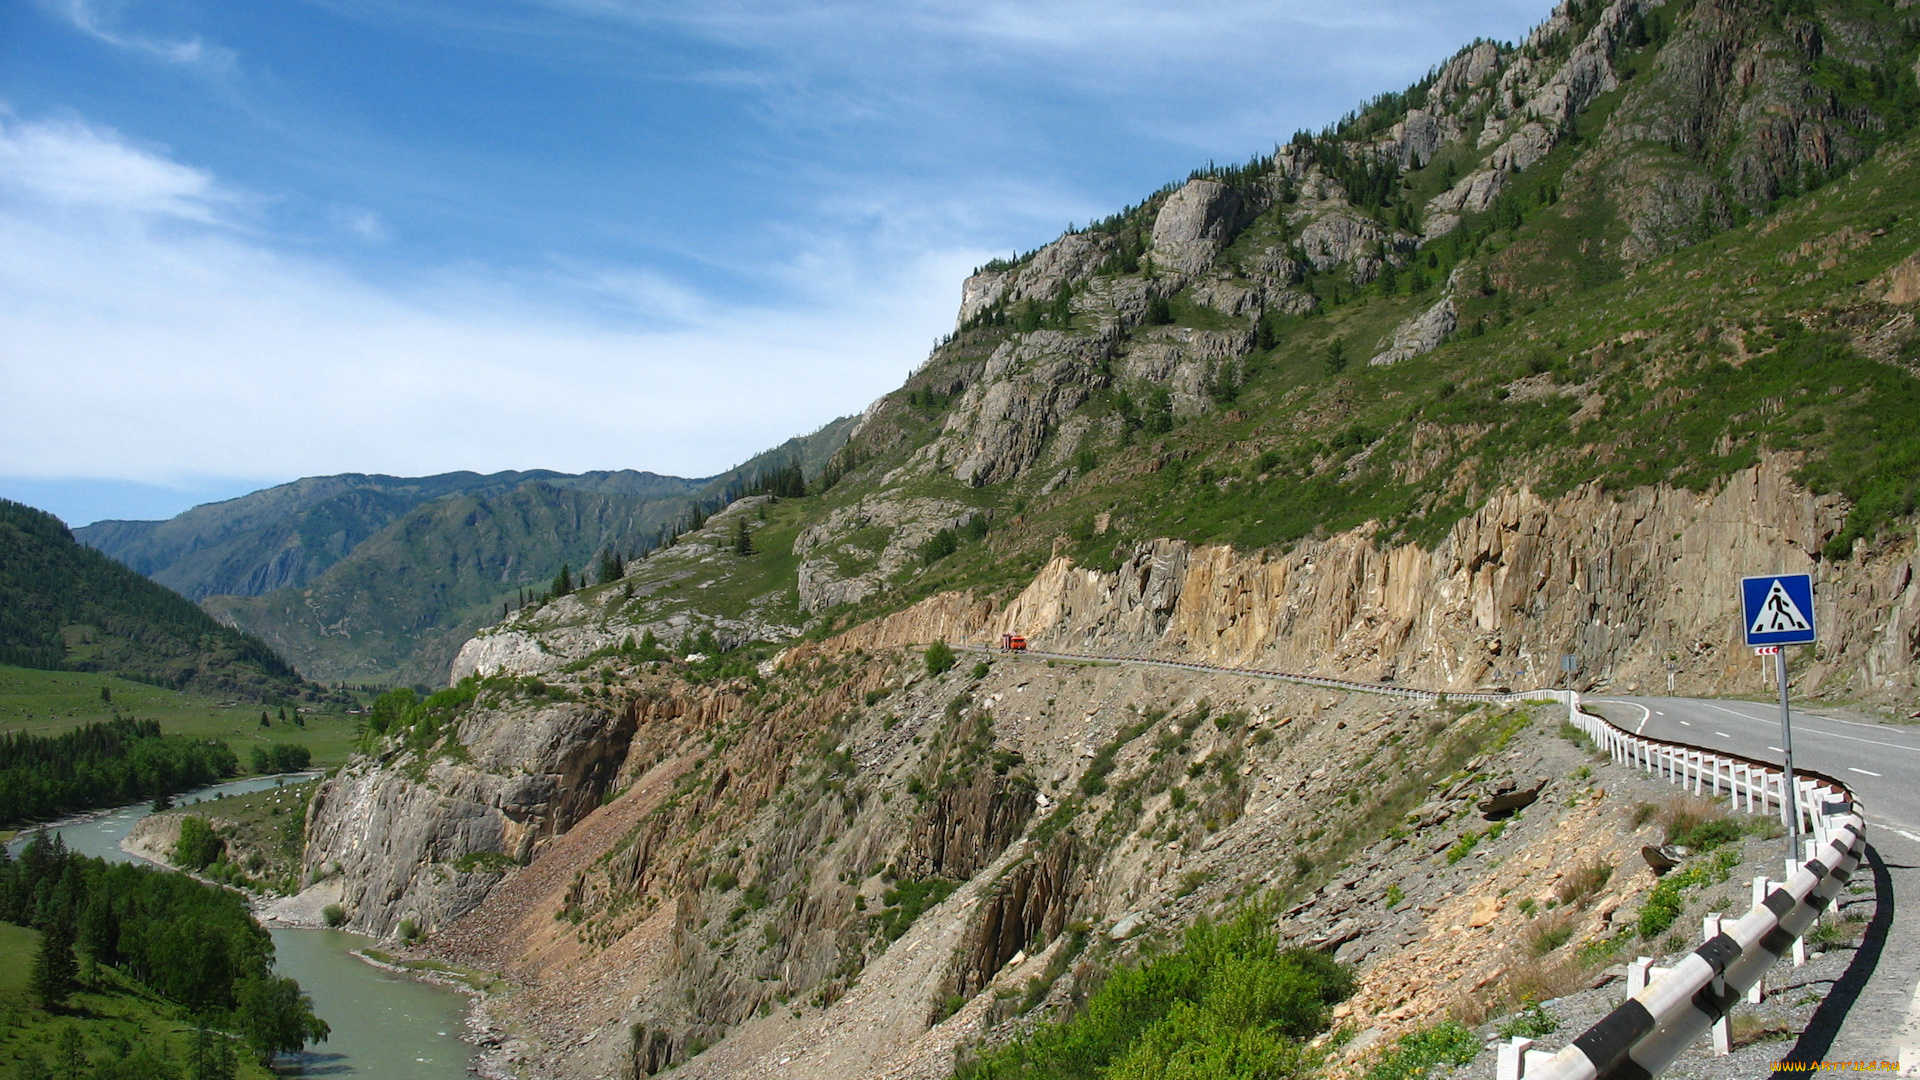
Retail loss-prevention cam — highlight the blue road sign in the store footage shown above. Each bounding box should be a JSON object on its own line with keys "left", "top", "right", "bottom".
{"left": 1742, "top": 574, "right": 1816, "bottom": 647}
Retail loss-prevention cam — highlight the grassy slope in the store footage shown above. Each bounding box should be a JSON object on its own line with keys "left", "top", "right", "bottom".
{"left": 0, "top": 922, "right": 274, "bottom": 1079}
{"left": 813, "top": 126, "right": 1920, "bottom": 629}
{"left": 0, "top": 666, "right": 363, "bottom": 771}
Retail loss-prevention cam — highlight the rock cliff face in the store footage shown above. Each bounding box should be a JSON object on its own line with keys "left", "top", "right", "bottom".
{"left": 838, "top": 457, "right": 1920, "bottom": 701}
{"left": 303, "top": 697, "right": 633, "bottom": 937}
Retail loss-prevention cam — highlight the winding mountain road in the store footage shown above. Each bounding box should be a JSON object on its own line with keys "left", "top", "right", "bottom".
{"left": 1587, "top": 696, "right": 1920, "bottom": 1073}
{"left": 982, "top": 645, "right": 1920, "bottom": 1070}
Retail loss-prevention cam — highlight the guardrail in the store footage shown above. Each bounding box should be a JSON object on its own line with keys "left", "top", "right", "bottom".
{"left": 1524, "top": 697, "right": 1862, "bottom": 1080}
{"left": 961, "top": 643, "right": 1863, "bottom": 1080}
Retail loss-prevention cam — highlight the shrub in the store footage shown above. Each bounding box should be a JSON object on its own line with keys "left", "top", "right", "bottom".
{"left": 957, "top": 907, "right": 1353, "bottom": 1080}
{"left": 398, "top": 918, "right": 421, "bottom": 944}
{"left": 321, "top": 904, "right": 347, "bottom": 928}
{"left": 1662, "top": 798, "right": 1742, "bottom": 851}
{"left": 1556, "top": 861, "right": 1613, "bottom": 907}
{"left": 1446, "top": 831, "right": 1481, "bottom": 865}
{"left": 1637, "top": 879, "right": 1686, "bottom": 939}
{"left": 1525, "top": 912, "right": 1578, "bottom": 957}
{"left": 1497, "top": 1003, "right": 1559, "bottom": 1039}
{"left": 924, "top": 640, "right": 957, "bottom": 676}
{"left": 1364, "top": 1021, "right": 1481, "bottom": 1080}
{"left": 877, "top": 878, "right": 958, "bottom": 940}
{"left": 971, "top": 661, "right": 991, "bottom": 680}
{"left": 172, "top": 816, "right": 224, "bottom": 871}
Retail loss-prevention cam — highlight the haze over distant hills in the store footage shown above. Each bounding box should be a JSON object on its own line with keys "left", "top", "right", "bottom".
{"left": 77, "top": 418, "right": 857, "bottom": 687}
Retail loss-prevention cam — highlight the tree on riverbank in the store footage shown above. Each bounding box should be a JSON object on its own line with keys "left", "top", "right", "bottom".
{"left": 236, "top": 975, "right": 330, "bottom": 1064}
{"left": 27, "top": 917, "right": 76, "bottom": 1009}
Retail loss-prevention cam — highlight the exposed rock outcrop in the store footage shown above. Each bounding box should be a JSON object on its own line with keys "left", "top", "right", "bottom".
{"left": 832, "top": 457, "right": 1920, "bottom": 701}
{"left": 1150, "top": 180, "right": 1254, "bottom": 274}
{"left": 302, "top": 698, "right": 634, "bottom": 937}
{"left": 947, "top": 330, "right": 1115, "bottom": 486}
{"left": 1369, "top": 295, "right": 1459, "bottom": 367}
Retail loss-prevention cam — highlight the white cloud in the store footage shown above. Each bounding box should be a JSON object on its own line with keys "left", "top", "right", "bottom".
{"left": 0, "top": 116, "right": 971, "bottom": 484}
{"left": 0, "top": 116, "right": 232, "bottom": 222}
{"left": 49, "top": 0, "right": 238, "bottom": 69}
{"left": 332, "top": 206, "right": 390, "bottom": 242}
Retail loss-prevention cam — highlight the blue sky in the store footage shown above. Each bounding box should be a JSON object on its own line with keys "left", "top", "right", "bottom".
{"left": 0, "top": 0, "right": 1552, "bottom": 526}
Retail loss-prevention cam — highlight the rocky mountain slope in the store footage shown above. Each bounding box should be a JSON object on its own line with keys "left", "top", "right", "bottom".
{"left": 292, "top": 1, "right": 1920, "bottom": 1076}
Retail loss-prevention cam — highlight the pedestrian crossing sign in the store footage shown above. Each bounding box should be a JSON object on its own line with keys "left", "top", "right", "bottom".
{"left": 1741, "top": 574, "right": 1816, "bottom": 646}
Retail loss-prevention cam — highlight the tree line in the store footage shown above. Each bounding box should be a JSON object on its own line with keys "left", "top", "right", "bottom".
{"left": 2, "top": 831, "right": 328, "bottom": 1070}
{"left": 0, "top": 719, "right": 238, "bottom": 826}
{"left": 0, "top": 499, "right": 303, "bottom": 698}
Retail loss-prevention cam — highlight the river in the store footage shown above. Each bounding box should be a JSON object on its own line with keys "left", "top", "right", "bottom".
{"left": 8, "top": 775, "right": 478, "bottom": 1078}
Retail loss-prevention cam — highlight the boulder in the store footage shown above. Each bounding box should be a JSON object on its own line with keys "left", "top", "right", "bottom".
{"left": 1368, "top": 296, "right": 1459, "bottom": 367}
{"left": 1151, "top": 180, "right": 1252, "bottom": 274}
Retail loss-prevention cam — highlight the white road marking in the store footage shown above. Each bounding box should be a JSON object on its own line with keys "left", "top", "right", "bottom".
{"left": 1690, "top": 700, "right": 1920, "bottom": 755}
{"left": 1769, "top": 746, "right": 1785, "bottom": 753}
{"left": 1897, "top": 829, "right": 1920, "bottom": 845}
{"left": 1588, "top": 700, "right": 1652, "bottom": 733}
{"left": 1655, "top": 710, "right": 1666, "bottom": 716}
{"left": 1680, "top": 720, "right": 1693, "bottom": 726}
{"left": 1715, "top": 731, "right": 1733, "bottom": 739}
{"left": 1850, "top": 768, "right": 1884, "bottom": 777}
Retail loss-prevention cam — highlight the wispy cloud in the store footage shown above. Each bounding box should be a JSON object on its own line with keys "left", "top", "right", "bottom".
{"left": 48, "top": 0, "right": 239, "bottom": 69}
{"left": 0, "top": 116, "right": 236, "bottom": 222}
{"left": 331, "top": 206, "right": 390, "bottom": 242}
{"left": 0, "top": 114, "right": 973, "bottom": 485}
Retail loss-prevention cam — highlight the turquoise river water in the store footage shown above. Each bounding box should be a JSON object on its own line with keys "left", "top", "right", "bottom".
{"left": 9, "top": 775, "right": 478, "bottom": 1078}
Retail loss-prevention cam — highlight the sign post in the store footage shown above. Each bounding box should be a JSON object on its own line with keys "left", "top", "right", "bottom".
{"left": 1741, "top": 574, "right": 1817, "bottom": 859}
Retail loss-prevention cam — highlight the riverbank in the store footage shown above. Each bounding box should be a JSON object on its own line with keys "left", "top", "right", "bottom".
{"left": 10, "top": 774, "right": 482, "bottom": 1077}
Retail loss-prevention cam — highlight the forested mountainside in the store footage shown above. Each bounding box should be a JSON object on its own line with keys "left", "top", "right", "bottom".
{"left": 77, "top": 470, "right": 703, "bottom": 601}
{"left": 80, "top": 418, "right": 857, "bottom": 687}
{"left": 294, "top": 2, "right": 1920, "bottom": 1078}
{"left": 0, "top": 500, "right": 324, "bottom": 702}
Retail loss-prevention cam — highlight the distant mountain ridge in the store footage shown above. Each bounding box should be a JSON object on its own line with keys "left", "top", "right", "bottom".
{"left": 0, "top": 499, "right": 323, "bottom": 702}
{"left": 76, "top": 469, "right": 704, "bottom": 601}
{"left": 79, "top": 417, "right": 858, "bottom": 687}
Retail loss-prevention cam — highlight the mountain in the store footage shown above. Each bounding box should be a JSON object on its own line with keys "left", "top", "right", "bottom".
{"left": 458, "top": 0, "right": 1920, "bottom": 703}
{"left": 0, "top": 499, "right": 322, "bottom": 702}
{"left": 286, "top": 2, "right": 1920, "bottom": 1077}
{"left": 81, "top": 421, "right": 859, "bottom": 688}
{"left": 76, "top": 469, "right": 704, "bottom": 602}
{"left": 201, "top": 481, "right": 701, "bottom": 688}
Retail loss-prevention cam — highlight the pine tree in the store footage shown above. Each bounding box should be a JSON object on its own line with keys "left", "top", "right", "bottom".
{"left": 188, "top": 1026, "right": 237, "bottom": 1080}
{"left": 596, "top": 548, "right": 624, "bottom": 584}
{"left": 53, "top": 1025, "right": 85, "bottom": 1077}
{"left": 552, "top": 565, "right": 573, "bottom": 598}
{"left": 732, "top": 520, "right": 755, "bottom": 557}
{"left": 28, "top": 918, "right": 77, "bottom": 1010}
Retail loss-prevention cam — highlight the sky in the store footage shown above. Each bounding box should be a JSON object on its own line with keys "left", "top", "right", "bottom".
{"left": 0, "top": 0, "right": 1553, "bottom": 527}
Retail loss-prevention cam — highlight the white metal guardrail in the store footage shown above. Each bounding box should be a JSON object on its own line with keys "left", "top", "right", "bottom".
{"left": 959, "top": 644, "right": 1863, "bottom": 1080}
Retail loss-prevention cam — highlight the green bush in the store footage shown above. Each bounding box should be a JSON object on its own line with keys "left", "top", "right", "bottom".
{"left": 172, "top": 815, "right": 224, "bottom": 871}
{"left": 1498, "top": 1003, "right": 1559, "bottom": 1040}
{"left": 924, "top": 640, "right": 957, "bottom": 676}
{"left": 958, "top": 906, "right": 1352, "bottom": 1080}
{"left": 1364, "top": 1022, "right": 1481, "bottom": 1080}
{"left": 250, "top": 742, "right": 312, "bottom": 775}
{"left": 877, "top": 878, "right": 958, "bottom": 941}
{"left": 321, "top": 904, "right": 347, "bottom": 928}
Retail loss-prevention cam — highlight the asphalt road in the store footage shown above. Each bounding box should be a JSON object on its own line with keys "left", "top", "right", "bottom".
{"left": 1588, "top": 696, "right": 1920, "bottom": 1073}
